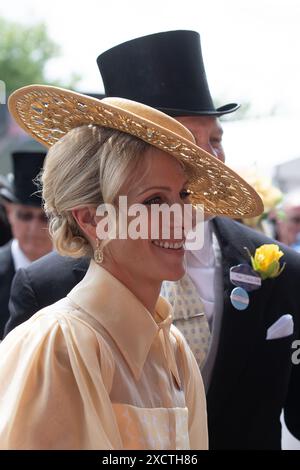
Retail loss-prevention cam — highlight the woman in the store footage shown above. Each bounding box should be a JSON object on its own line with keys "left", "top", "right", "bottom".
{"left": 0, "top": 86, "right": 262, "bottom": 449}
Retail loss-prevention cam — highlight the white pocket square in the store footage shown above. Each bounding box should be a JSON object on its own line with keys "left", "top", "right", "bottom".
{"left": 266, "top": 314, "right": 294, "bottom": 340}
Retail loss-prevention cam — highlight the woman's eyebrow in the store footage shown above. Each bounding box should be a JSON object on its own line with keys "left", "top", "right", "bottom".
{"left": 136, "top": 180, "right": 190, "bottom": 197}
{"left": 137, "top": 186, "right": 171, "bottom": 197}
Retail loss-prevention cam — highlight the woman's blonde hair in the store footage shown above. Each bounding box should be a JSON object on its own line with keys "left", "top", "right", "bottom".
{"left": 41, "top": 125, "right": 149, "bottom": 258}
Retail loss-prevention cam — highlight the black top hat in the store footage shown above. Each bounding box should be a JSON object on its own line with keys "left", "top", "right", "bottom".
{"left": 0, "top": 151, "right": 46, "bottom": 207}
{"left": 97, "top": 30, "right": 239, "bottom": 117}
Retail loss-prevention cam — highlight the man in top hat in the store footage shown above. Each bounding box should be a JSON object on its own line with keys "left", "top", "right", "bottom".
{"left": 95, "top": 30, "right": 300, "bottom": 449}
{"left": 0, "top": 151, "right": 52, "bottom": 338}
{"left": 4, "top": 31, "right": 300, "bottom": 449}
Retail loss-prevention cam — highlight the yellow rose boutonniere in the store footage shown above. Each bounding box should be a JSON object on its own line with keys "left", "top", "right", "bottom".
{"left": 230, "top": 244, "right": 286, "bottom": 310}
{"left": 247, "top": 244, "right": 286, "bottom": 280}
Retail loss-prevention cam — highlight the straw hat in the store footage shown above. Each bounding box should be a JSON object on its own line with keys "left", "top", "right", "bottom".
{"left": 8, "top": 85, "right": 263, "bottom": 218}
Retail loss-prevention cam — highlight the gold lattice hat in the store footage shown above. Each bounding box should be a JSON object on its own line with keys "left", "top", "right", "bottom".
{"left": 8, "top": 85, "right": 263, "bottom": 218}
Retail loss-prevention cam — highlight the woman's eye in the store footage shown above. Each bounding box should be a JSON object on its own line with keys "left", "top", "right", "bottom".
{"left": 180, "top": 189, "right": 192, "bottom": 200}
{"left": 143, "top": 189, "right": 192, "bottom": 205}
{"left": 143, "top": 196, "right": 162, "bottom": 206}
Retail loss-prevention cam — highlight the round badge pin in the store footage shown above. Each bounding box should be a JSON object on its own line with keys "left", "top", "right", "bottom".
{"left": 230, "top": 287, "right": 249, "bottom": 310}
{"left": 230, "top": 264, "right": 261, "bottom": 292}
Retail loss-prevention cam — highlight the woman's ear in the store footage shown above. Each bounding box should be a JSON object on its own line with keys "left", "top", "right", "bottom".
{"left": 72, "top": 207, "right": 97, "bottom": 240}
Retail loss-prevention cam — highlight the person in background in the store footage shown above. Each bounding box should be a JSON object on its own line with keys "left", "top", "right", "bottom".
{"left": 237, "top": 169, "right": 282, "bottom": 238}
{"left": 273, "top": 191, "right": 300, "bottom": 251}
{"left": 0, "top": 151, "right": 52, "bottom": 337}
{"left": 0, "top": 175, "right": 12, "bottom": 246}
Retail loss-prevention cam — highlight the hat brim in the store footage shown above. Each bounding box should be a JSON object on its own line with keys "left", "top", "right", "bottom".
{"left": 0, "top": 188, "right": 42, "bottom": 207}
{"left": 158, "top": 103, "right": 240, "bottom": 117}
{"left": 8, "top": 85, "right": 263, "bottom": 218}
{"left": 0, "top": 187, "right": 17, "bottom": 204}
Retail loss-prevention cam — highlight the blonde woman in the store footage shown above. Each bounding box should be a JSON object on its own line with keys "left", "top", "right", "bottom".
{"left": 0, "top": 86, "right": 262, "bottom": 450}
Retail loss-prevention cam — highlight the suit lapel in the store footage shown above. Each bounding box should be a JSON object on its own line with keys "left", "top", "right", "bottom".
{"left": 208, "top": 218, "right": 274, "bottom": 418}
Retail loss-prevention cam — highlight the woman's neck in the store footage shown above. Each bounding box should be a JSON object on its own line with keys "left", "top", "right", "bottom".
{"left": 102, "top": 264, "right": 161, "bottom": 316}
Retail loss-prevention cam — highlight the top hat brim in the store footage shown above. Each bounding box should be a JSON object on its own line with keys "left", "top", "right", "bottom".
{"left": 8, "top": 85, "right": 263, "bottom": 219}
{"left": 0, "top": 186, "right": 42, "bottom": 207}
{"left": 158, "top": 103, "right": 240, "bottom": 117}
{"left": 0, "top": 186, "right": 18, "bottom": 204}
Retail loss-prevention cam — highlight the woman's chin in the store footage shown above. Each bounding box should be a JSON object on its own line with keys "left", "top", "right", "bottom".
{"left": 163, "top": 266, "right": 186, "bottom": 282}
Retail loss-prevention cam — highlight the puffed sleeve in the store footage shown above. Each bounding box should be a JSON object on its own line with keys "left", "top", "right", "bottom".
{"left": 0, "top": 305, "right": 122, "bottom": 449}
{"left": 171, "top": 325, "right": 208, "bottom": 450}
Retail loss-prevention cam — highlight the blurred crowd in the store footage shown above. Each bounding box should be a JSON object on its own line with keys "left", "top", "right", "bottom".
{"left": 2, "top": 160, "right": 300, "bottom": 253}
{"left": 0, "top": 152, "right": 52, "bottom": 336}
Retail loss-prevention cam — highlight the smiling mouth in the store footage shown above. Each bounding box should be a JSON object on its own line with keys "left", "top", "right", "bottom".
{"left": 151, "top": 240, "right": 185, "bottom": 250}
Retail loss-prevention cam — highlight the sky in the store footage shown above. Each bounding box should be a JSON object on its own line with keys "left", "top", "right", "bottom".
{"left": 1, "top": 0, "right": 300, "bottom": 175}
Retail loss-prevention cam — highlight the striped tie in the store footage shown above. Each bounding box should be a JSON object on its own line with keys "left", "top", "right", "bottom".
{"left": 161, "top": 274, "right": 211, "bottom": 369}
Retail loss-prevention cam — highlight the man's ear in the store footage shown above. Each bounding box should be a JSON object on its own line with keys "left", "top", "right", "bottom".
{"left": 72, "top": 206, "right": 97, "bottom": 240}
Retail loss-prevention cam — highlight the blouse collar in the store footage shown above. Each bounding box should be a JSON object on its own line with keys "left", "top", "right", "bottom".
{"left": 67, "top": 260, "right": 180, "bottom": 387}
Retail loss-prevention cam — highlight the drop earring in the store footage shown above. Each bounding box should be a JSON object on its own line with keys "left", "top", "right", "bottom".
{"left": 94, "top": 238, "right": 104, "bottom": 264}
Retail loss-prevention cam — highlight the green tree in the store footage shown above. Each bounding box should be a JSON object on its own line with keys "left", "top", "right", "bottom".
{"left": 0, "top": 16, "right": 80, "bottom": 95}
{"left": 0, "top": 17, "right": 81, "bottom": 174}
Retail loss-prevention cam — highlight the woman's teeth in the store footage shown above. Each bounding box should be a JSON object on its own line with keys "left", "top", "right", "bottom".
{"left": 152, "top": 240, "right": 184, "bottom": 250}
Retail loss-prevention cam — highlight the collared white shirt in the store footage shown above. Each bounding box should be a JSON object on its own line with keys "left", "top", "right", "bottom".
{"left": 0, "top": 261, "right": 208, "bottom": 450}
{"left": 185, "top": 220, "right": 222, "bottom": 326}
{"left": 10, "top": 239, "right": 31, "bottom": 271}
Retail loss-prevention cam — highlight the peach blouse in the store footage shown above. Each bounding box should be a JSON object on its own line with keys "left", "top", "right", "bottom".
{"left": 0, "top": 260, "right": 208, "bottom": 450}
